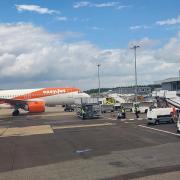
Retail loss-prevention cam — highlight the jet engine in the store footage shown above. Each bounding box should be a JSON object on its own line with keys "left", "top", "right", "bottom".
{"left": 26, "top": 101, "right": 45, "bottom": 113}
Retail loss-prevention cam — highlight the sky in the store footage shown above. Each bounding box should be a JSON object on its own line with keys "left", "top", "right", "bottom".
{"left": 0, "top": 0, "right": 180, "bottom": 90}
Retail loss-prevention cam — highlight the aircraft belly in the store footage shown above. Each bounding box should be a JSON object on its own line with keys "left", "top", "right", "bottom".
{"left": 43, "top": 94, "right": 74, "bottom": 105}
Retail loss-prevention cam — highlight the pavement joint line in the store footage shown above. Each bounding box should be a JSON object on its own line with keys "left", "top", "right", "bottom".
{"left": 52, "top": 122, "right": 115, "bottom": 130}
{"left": 138, "top": 125, "right": 180, "bottom": 137}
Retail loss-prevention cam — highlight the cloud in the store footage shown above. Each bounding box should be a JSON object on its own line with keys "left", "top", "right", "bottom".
{"left": 93, "top": 2, "right": 119, "bottom": 8}
{"left": 0, "top": 23, "right": 180, "bottom": 90}
{"left": 73, "top": 1, "right": 91, "bottom": 8}
{"left": 73, "top": 17, "right": 90, "bottom": 22}
{"left": 56, "top": 16, "right": 68, "bottom": 21}
{"left": 92, "top": 26, "right": 104, "bottom": 30}
{"left": 156, "top": 15, "right": 180, "bottom": 25}
{"left": 129, "top": 37, "right": 159, "bottom": 48}
{"left": 73, "top": 1, "right": 129, "bottom": 10}
{"left": 130, "top": 25, "right": 150, "bottom": 30}
{"left": 15, "top": 4, "right": 60, "bottom": 15}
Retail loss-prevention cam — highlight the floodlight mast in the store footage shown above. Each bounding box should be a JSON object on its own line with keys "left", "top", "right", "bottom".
{"left": 97, "top": 64, "right": 101, "bottom": 101}
{"left": 130, "top": 45, "right": 140, "bottom": 103}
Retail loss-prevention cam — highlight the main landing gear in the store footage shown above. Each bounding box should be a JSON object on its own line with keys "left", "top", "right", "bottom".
{"left": 12, "top": 109, "right": 20, "bottom": 116}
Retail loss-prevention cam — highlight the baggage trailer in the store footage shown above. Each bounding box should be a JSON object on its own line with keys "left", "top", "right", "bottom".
{"left": 75, "top": 98, "right": 101, "bottom": 119}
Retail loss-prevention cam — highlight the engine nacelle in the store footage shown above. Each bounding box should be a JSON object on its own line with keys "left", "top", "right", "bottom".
{"left": 26, "top": 101, "right": 45, "bottom": 113}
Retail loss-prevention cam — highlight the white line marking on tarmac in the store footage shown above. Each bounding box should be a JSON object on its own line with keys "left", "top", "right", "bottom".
{"left": 53, "top": 122, "right": 115, "bottom": 130}
{"left": 124, "top": 122, "right": 135, "bottom": 123}
{"left": 138, "top": 125, "right": 180, "bottom": 137}
{"left": 103, "top": 117, "right": 117, "bottom": 121}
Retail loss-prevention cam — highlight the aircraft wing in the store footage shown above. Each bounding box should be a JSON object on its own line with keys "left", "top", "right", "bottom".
{"left": 0, "top": 98, "right": 39, "bottom": 105}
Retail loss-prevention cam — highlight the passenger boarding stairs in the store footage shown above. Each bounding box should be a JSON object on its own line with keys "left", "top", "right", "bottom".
{"left": 152, "top": 90, "right": 180, "bottom": 109}
{"left": 166, "top": 96, "right": 180, "bottom": 108}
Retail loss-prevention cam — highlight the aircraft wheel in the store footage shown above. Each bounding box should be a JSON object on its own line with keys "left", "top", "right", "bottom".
{"left": 155, "top": 120, "right": 159, "bottom": 125}
{"left": 12, "top": 110, "right": 20, "bottom": 116}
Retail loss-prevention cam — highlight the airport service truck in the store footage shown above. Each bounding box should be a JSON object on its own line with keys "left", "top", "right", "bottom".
{"left": 147, "top": 107, "right": 174, "bottom": 125}
{"left": 100, "top": 97, "right": 115, "bottom": 113}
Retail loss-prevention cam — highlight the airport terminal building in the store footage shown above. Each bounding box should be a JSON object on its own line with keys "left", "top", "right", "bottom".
{"left": 112, "top": 86, "right": 151, "bottom": 95}
{"left": 155, "top": 77, "right": 180, "bottom": 95}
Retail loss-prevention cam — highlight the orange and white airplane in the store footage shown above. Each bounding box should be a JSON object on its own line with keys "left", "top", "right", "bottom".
{"left": 0, "top": 87, "right": 90, "bottom": 116}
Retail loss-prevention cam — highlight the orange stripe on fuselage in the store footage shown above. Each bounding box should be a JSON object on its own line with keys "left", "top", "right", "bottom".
{"left": 14, "top": 87, "right": 80, "bottom": 100}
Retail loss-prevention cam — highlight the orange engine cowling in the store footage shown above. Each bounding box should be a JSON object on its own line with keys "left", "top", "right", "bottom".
{"left": 27, "top": 101, "right": 45, "bottom": 113}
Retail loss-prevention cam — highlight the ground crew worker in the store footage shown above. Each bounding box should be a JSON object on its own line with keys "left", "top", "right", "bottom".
{"left": 171, "top": 107, "right": 176, "bottom": 122}
{"left": 117, "top": 106, "right": 122, "bottom": 119}
{"left": 121, "top": 106, "right": 126, "bottom": 119}
{"left": 135, "top": 105, "right": 139, "bottom": 118}
{"left": 81, "top": 107, "right": 86, "bottom": 119}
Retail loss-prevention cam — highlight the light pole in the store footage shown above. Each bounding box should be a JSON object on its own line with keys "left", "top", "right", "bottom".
{"left": 97, "top": 64, "right": 101, "bottom": 100}
{"left": 130, "top": 45, "right": 140, "bottom": 102}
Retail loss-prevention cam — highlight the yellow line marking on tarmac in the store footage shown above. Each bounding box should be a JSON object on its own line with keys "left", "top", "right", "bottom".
{"left": 138, "top": 125, "right": 180, "bottom": 137}
{"left": 53, "top": 122, "right": 115, "bottom": 130}
{"left": 0, "top": 125, "right": 53, "bottom": 137}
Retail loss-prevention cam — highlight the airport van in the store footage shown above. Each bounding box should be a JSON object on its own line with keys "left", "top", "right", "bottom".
{"left": 147, "top": 108, "right": 174, "bottom": 125}
{"left": 177, "top": 119, "right": 180, "bottom": 133}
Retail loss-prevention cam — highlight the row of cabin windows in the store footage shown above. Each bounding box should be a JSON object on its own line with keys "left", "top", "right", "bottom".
{"left": 0, "top": 93, "right": 57, "bottom": 98}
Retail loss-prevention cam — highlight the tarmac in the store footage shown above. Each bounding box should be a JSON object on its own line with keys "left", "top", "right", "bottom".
{"left": 0, "top": 107, "right": 180, "bottom": 180}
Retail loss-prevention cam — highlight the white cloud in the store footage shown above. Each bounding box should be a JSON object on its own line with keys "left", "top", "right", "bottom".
{"left": 129, "top": 37, "right": 159, "bottom": 48}
{"left": 93, "top": 2, "right": 119, "bottom": 8}
{"left": 73, "top": 1, "right": 91, "bottom": 8}
{"left": 15, "top": 4, "right": 60, "bottom": 15}
{"left": 117, "top": 5, "right": 130, "bottom": 10}
{"left": 0, "top": 23, "right": 180, "bottom": 90}
{"left": 56, "top": 16, "right": 68, "bottom": 21}
{"left": 130, "top": 25, "right": 150, "bottom": 30}
{"left": 73, "top": 17, "right": 90, "bottom": 22}
{"left": 92, "top": 26, "right": 104, "bottom": 30}
{"left": 156, "top": 15, "right": 180, "bottom": 25}
{"left": 73, "top": 1, "right": 129, "bottom": 10}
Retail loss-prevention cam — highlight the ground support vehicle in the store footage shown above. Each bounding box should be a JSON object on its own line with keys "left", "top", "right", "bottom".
{"left": 76, "top": 103, "right": 101, "bottom": 119}
{"left": 101, "top": 104, "right": 114, "bottom": 113}
{"left": 117, "top": 112, "right": 126, "bottom": 119}
{"left": 64, "top": 105, "right": 75, "bottom": 112}
{"left": 147, "top": 108, "right": 174, "bottom": 125}
{"left": 75, "top": 98, "right": 101, "bottom": 119}
{"left": 177, "top": 119, "right": 180, "bottom": 133}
